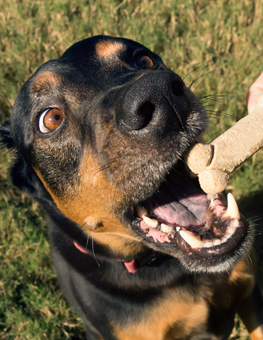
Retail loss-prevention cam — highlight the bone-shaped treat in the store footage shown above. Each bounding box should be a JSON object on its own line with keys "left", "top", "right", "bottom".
{"left": 186, "top": 94, "right": 263, "bottom": 195}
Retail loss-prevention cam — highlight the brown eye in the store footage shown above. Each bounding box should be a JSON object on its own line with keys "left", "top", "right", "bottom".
{"left": 134, "top": 55, "right": 154, "bottom": 69}
{"left": 39, "top": 108, "right": 64, "bottom": 133}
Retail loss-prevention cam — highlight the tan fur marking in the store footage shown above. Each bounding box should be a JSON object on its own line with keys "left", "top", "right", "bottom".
{"left": 96, "top": 41, "right": 124, "bottom": 59}
{"left": 233, "top": 251, "right": 263, "bottom": 340}
{"left": 32, "top": 71, "right": 62, "bottom": 93}
{"left": 229, "top": 250, "right": 256, "bottom": 298}
{"left": 249, "top": 326, "right": 263, "bottom": 340}
{"left": 112, "top": 255, "right": 258, "bottom": 340}
{"left": 34, "top": 148, "right": 146, "bottom": 257}
{"left": 238, "top": 292, "right": 263, "bottom": 340}
{"left": 209, "top": 251, "right": 256, "bottom": 314}
{"left": 113, "top": 288, "right": 208, "bottom": 340}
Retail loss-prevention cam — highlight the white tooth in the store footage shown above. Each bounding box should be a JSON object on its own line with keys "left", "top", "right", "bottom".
{"left": 179, "top": 230, "right": 203, "bottom": 249}
{"left": 203, "top": 241, "right": 214, "bottom": 248}
{"left": 135, "top": 205, "right": 148, "bottom": 218}
{"left": 176, "top": 227, "right": 180, "bottom": 232}
{"left": 213, "top": 239, "right": 221, "bottom": 246}
{"left": 233, "top": 219, "right": 239, "bottom": 227}
{"left": 142, "top": 216, "right": 158, "bottom": 229}
{"left": 209, "top": 197, "right": 215, "bottom": 206}
{"left": 222, "top": 237, "right": 228, "bottom": 243}
{"left": 161, "top": 223, "right": 174, "bottom": 234}
{"left": 228, "top": 226, "right": 236, "bottom": 237}
{"left": 223, "top": 193, "right": 240, "bottom": 219}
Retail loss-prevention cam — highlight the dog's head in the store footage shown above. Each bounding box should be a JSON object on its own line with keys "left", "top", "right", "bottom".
{"left": 1, "top": 35, "right": 251, "bottom": 273}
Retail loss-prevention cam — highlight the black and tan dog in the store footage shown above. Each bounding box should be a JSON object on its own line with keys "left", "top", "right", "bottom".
{"left": 1, "top": 35, "right": 263, "bottom": 339}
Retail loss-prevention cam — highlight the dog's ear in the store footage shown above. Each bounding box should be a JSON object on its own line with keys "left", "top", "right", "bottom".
{"left": 0, "top": 121, "right": 52, "bottom": 202}
{"left": 0, "top": 121, "right": 15, "bottom": 149}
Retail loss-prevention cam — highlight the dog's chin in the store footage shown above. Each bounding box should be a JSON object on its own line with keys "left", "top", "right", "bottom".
{"left": 125, "top": 160, "right": 252, "bottom": 274}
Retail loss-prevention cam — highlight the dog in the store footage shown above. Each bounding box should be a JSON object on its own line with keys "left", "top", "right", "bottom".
{"left": 1, "top": 35, "right": 263, "bottom": 340}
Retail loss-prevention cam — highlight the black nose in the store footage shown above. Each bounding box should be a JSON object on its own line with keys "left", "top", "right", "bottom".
{"left": 117, "top": 72, "right": 189, "bottom": 132}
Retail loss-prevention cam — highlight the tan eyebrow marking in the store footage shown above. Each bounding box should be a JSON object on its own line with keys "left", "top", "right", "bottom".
{"left": 96, "top": 41, "right": 125, "bottom": 59}
{"left": 32, "top": 71, "right": 62, "bottom": 94}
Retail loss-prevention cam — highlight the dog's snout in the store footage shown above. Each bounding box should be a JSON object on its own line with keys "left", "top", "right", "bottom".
{"left": 117, "top": 72, "right": 189, "bottom": 132}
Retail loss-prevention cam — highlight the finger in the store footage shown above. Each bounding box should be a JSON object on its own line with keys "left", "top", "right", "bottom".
{"left": 247, "top": 72, "right": 263, "bottom": 114}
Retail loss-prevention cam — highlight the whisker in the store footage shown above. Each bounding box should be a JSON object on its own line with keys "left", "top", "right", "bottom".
{"left": 93, "top": 157, "right": 121, "bottom": 176}
{"left": 92, "top": 226, "right": 100, "bottom": 267}
{"left": 190, "top": 69, "right": 220, "bottom": 93}
{"left": 199, "top": 92, "right": 234, "bottom": 100}
{"left": 157, "top": 63, "right": 165, "bottom": 71}
{"left": 246, "top": 253, "right": 254, "bottom": 270}
{"left": 86, "top": 235, "right": 90, "bottom": 250}
{"left": 183, "top": 60, "right": 213, "bottom": 83}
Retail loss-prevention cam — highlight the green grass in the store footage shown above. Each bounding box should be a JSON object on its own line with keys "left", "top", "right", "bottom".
{"left": 1, "top": 0, "right": 263, "bottom": 338}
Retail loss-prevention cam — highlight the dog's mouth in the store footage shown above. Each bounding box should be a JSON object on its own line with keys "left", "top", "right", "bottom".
{"left": 130, "top": 161, "right": 250, "bottom": 271}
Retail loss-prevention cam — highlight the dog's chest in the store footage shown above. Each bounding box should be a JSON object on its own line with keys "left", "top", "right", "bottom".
{"left": 111, "top": 258, "right": 255, "bottom": 340}
{"left": 111, "top": 287, "right": 209, "bottom": 340}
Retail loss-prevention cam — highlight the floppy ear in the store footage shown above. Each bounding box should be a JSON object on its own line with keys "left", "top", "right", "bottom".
{"left": 0, "top": 121, "right": 15, "bottom": 149}
{"left": 0, "top": 120, "right": 52, "bottom": 202}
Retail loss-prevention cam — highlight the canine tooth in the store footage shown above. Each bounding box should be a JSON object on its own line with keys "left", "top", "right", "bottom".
{"left": 176, "top": 227, "right": 180, "bottom": 232}
{"left": 208, "top": 195, "right": 215, "bottom": 204}
{"left": 161, "top": 223, "right": 173, "bottom": 234}
{"left": 233, "top": 219, "right": 239, "bottom": 227}
{"left": 209, "top": 198, "right": 215, "bottom": 207}
{"left": 179, "top": 230, "right": 203, "bottom": 248}
{"left": 223, "top": 193, "right": 240, "bottom": 219}
{"left": 142, "top": 216, "right": 158, "bottom": 229}
{"left": 135, "top": 206, "right": 148, "bottom": 218}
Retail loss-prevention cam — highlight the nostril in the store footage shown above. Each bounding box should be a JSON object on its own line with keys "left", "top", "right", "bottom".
{"left": 120, "top": 101, "right": 155, "bottom": 131}
{"left": 170, "top": 78, "right": 185, "bottom": 97}
{"left": 137, "top": 101, "right": 155, "bottom": 127}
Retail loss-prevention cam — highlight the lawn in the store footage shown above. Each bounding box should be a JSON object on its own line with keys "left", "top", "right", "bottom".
{"left": 1, "top": 0, "right": 263, "bottom": 339}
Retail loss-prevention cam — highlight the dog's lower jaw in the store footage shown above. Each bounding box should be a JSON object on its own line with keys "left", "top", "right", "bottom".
{"left": 125, "top": 177, "right": 252, "bottom": 274}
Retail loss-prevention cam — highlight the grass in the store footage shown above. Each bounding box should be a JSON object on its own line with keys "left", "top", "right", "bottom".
{"left": 1, "top": 0, "right": 263, "bottom": 338}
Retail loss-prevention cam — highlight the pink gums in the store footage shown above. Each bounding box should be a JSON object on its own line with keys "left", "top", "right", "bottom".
{"left": 140, "top": 221, "right": 172, "bottom": 243}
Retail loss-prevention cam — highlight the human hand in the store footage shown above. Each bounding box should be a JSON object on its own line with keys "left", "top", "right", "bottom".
{"left": 247, "top": 72, "right": 263, "bottom": 114}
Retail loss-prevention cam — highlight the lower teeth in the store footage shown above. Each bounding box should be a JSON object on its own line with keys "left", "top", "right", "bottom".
{"left": 180, "top": 221, "right": 238, "bottom": 249}
{"left": 160, "top": 223, "right": 174, "bottom": 233}
{"left": 137, "top": 192, "right": 240, "bottom": 249}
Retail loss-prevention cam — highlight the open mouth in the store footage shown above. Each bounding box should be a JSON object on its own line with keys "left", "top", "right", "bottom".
{"left": 130, "top": 161, "right": 251, "bottom": 272}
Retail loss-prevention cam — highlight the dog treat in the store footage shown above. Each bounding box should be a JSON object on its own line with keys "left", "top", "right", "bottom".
{"left": 186, "top": 94, "right": 263, "bottom": 195}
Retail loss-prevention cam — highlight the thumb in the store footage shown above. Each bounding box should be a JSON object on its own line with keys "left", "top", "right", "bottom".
{"left": 247, "top": 72, "right": 263, "bottom": 114}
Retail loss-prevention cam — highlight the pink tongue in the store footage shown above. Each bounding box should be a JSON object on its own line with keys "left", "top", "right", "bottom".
{"left": 152, "top": 193, "right": 208, "bottom": 226}
{"left": 143, "top": 174, "right": 209, "bottom": 227}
